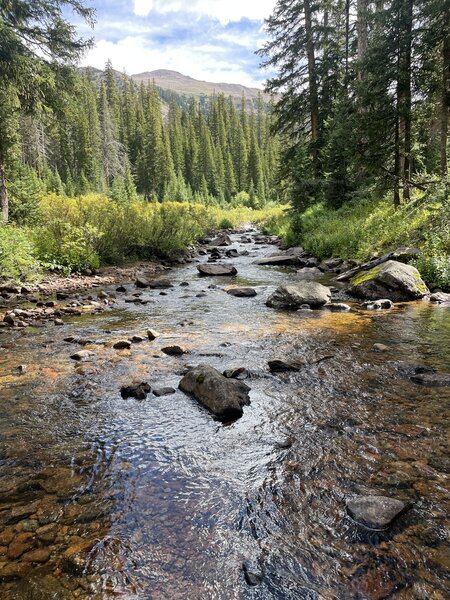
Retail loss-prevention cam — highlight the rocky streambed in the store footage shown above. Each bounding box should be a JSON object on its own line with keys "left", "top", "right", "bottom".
{"left": 0, "top": 231, "right": 449, "bottom": 599}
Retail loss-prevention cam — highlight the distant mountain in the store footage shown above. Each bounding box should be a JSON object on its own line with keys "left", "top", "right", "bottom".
{"left": 81, "top": 67, "right": 267, "bottom": 102}
{"left": 131, "top": 69, "right": 266, "bottom": 101}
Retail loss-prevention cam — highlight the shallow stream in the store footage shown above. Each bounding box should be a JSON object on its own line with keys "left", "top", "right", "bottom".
{"left": 0, "top": 233, "right": 449, "bottom": 599}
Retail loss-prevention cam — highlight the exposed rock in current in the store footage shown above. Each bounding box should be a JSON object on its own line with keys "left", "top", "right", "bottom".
{"left": 161, "top": 345, "right": 187, "bottom": 356}
{"left": 410, "top": 372, "right": 450, "bottom": 387}
{"left": 147, "top": 329, "right": 160, "bottom": 341}
{"left": 209, "top": 233, "right": 232, "bottom": 247}
{"left": 179, "top": 364, "right": 251, "bottom": 419}
{"left": 113, "top": 340, "right": 132, "bottom": 350}
{"left": 120, "top": 382, "right": 151, "bottom": 400}
{"left": 324, "top": 303, "right": 351, "bottom": 312}
{"left": 256, "top": 255, "right": 302, "bottom": 266}
{"left": 266, "top": 282, "right": 331, "bottom": 309}
{"left": 361, "top": 299, "right": 394, "bottom": 310}
{"left": 70, "top": 350, "right": 95, "bottom": 361}
{"left": 346, "top": 495, "right": 407, "bottom": 530}
{"left": 297, "top": 267, "right": 323, "bottom": 278}
{"left": 347, "top": 260, "right": 429, "bottom": 301}
{"left": 430, "top": 292, "right": 450, "bottom": 303}
{"left": 372, "top": 343, "right": 389, "bottom": 352}
{"left": 226, "top": 287, "right": 257, "bottom": 297}
{"left": 242, "top": 561, "right": 262, "bottom": 587}
{"left": 153, "top": 387, "right": 176, "bottom": 396}
{"left": 135, "top": 276, "right": 150, "bottom": 288}
{"left": 148, "top": 278, "right": 173, "bottom": 289}
{"left": 223, "top": 367, "right": 249, "bottom": 380}
{"left": 197, "top": 264, "right": 237, "bottom": 277}
{"left": 268, "top": 359, "right": 307, "bottom": 372}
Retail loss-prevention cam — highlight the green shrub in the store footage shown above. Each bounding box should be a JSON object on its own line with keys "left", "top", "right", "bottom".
{"left": 219, "top": 218, "right": 234, "bottom": 230}
{"left": 0, "top": 225, "right": 40, "bottom": 281}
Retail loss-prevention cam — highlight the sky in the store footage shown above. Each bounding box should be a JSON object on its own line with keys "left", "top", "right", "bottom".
{"left": 75, "top": 0, "right": 278, "bottom": 88}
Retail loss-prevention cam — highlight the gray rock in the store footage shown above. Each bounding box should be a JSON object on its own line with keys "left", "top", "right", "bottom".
{"left": 226, "top": 287, "right": 257, "bottom": 297}
{"left": 430, "top": 292, "right": 450, "bottom": 303}
{"left": 197, "top": 264, "right": 237, "bottom": 277}
{"left": 296, "top": 267, "right": 322, "bottom": 278}
{"left": 223, "top": 367, "right": 249, "bottom": 380}
{"left": 346, "top": 495, "right": 407, "bottom": 529}
{"left": 135, "top": 276, "right": 150, "bottom": 288}
{"left": 148, "top": 278, "right": 173, "bottom": 289}
{"left": 256, "top": 255, "right": 301, "bottom": 266}
{"left": 147, "top": 329, "right": 160, "bottom": 341}
{"left": 323, "top": 257, "right": 343, "bottom": 270}
{"left": 361, "top": 299, "right": 394, "bottom": 310}
{"left": 266, "top": 282, "right": 331, "bottom": 309}
{"left": 153, "top": 387, "right": 176, "bottom": 396}
{"left": 373, "top": 343, "right": 389, "bottom": 352}
{"left": 70, "top": 350, "right": 95, "bottom": 361}
{"left": 179, "top": 364, "right": 251, "bottom": 419}
{"left": 410, "top": 372, "right": 450, "bottom": 387}
{"left": 210, "top": 233, "right": 232, "bottom": 246}
{"left": 348, "top": 260, "right": 429, "bottom": 301}
{"left": 324, "top": 303, "right": 351, "bottom": 312}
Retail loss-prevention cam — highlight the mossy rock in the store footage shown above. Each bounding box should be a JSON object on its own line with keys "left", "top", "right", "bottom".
{"left": 348, "top": 260, "right": 429, "bottom": 301}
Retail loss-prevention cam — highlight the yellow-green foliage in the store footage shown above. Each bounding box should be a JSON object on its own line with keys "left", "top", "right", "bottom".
{"left": 26, "top": 194, "right": 286, "bottom": 275}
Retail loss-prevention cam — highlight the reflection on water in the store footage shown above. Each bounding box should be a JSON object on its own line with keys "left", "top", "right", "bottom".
{"left": 0, "top": 234, "right": 449, "bottom": 599}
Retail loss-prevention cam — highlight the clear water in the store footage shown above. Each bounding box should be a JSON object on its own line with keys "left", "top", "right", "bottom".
{"left": 0, "top": 234, "right": 449, "bottom": 599}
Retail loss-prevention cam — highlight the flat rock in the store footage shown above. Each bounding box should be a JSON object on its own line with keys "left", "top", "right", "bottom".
{"left": 297, "top": 267, "right": 322, "bottom": 278}
{"left": 256, "top": 255, "right": 301, "bottom": 266}
{"left": 348, "top": 260, "right": 429, "bottom": 301}
{"left": 346, "top": 495, "right": 407, "bottom": 529}
{"left": 198, "top": 264, "right": 237, "bottom": 277}
{"left": 226, "top": 287, "right": 257, "bottom": 297}
{"left": 179, "top": 364, "right": 251, "bottom": 419}
{"left": 268, "top": 359, "right": 307, "bottom": 372}
{"left": 266, "top": 282, "right": 331, "bottom": 309}
{"left": 148, "top": 278, "right": 173, "bottom": 289}
{"left": 153, "top": 387, "right": 176, "bottom": 397}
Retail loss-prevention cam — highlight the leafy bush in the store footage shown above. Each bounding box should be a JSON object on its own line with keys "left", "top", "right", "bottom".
{"left": 219, "top": 218, "right": 234, "bottom": 230}
{"left": 0, "top": 225, "right": 40, "bottom": 281}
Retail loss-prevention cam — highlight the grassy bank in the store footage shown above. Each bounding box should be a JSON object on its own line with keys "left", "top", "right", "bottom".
{"left": 0, "top": 194, "right": 286, "bottom": 281}
{"left": 265, "top": 187, "right": 450, "bottom": 291}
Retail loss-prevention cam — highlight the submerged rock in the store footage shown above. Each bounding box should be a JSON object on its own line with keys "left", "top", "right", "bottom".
{"left": 242, "top": 561, "right": 262, "bottom": 587}
{"left": 198, "top": 264, "right": 237, "bottom": 277}
{"left": 153, "top": 387, "right": 176, "bottom": 397}
{"left": 346, "top": 495, "right": 407, "bottom": 529}
{"left": 268, "top": 359, "right": 307, "bottom": 372}
{"left": 348, "top": 260, "right": 429, "bottom": 301}
{"left": 266, "top": 282, "right": 331, "bottom": 309}
{"left": 179, "top": 364, "right": 251, "bottom": 419}
{"left": 296, "top": 266, "right": 322, "bottom": 278}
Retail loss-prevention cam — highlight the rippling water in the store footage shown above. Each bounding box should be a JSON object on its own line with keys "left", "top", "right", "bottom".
{"left": 0, "top": 234, "right": 449, "bottom": 599}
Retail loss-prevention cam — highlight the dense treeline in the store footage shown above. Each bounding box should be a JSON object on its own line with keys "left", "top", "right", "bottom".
{"left": 2, "top": 59, "right": 281, "bottom": 223}
{"left": 260, "top": 0, "right": 449, "bottom": 209}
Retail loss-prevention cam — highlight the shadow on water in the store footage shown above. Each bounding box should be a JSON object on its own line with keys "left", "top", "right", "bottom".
{"left": 0, "top": 233, "right": 449, "bottom": 599}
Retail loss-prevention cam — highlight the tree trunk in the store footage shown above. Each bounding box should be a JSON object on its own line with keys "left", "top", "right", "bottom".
{"left": 357, "top": 0, "right": 368, "bottom": 81}
{"left": 0, "top": 158, "right": 8, "bottom": 223}
{"left": 441, "top": 3, "right": 450, "bottom": 196}
{"left": 399, "top": 0, "right": 413, "bottom": 202}
{"left": 345, "top": 0, "right": 350, "bottom": 88}
{"left": 304, "top": 0, "right": 320, "bottom": 176}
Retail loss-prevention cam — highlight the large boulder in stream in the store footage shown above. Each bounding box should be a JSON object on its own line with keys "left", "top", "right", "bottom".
{"left": 348, "top": 260, "right": 429, "bottom": 301}
{"left": 266, "top": 282, "right": 331, "bottom": 309}
{"left": 209, "top": 233, "right": 232, "bottom": 247}
{"left": 179, "top": 365, "right": 251, "bottom": 419}
{"left": 197, "top": 264, "right": 237, "bottom": 277}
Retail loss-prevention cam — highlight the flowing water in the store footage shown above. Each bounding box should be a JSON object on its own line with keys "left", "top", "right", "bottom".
{"left": 0, "top": 233, "right": 449, "bottom": 599}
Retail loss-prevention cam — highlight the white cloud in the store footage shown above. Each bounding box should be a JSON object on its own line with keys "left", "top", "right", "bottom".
{"left": 81, "top": 36, "right": 265, "bottom": 87}
{"left": 133, "top": 0, "right": 276, "bottom": 23}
